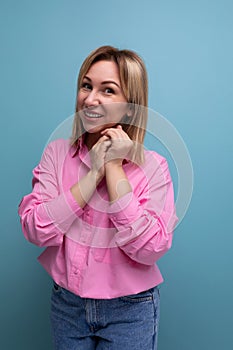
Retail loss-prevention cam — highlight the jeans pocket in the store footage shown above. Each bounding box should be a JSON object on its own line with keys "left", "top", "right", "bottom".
{"left": 52, "top": 281, "right": 62, "bottom": 293}
{"left": 120, "top": 288, "right": 155, "bottom": 303}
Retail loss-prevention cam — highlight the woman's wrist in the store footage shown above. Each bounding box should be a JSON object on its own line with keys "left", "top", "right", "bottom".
{"left": 89, "top": 168, "right": 104, "bottom": 185}
{"left": 105, "top": 159, "right": 123, "bottom": 170}
{"left": 70, "top": 169, "right": 103, "bottom": 208}
{"left": 105, "top": 160, "right": 131, "bottom": 202}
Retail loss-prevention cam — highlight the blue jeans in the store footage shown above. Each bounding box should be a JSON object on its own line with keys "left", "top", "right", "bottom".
{"left": 50, "top": 282, "right": 160, "bottom": 350}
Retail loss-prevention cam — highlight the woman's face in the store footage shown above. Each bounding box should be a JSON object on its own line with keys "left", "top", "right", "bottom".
{"left": 77, "top": 60, "right": 129, "bottom": 134}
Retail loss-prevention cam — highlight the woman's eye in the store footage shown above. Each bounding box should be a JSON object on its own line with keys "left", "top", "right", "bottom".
{"left": 81, "top": 83, "right": 92, "bottom": 90}
{"left": 104, "top": 87, "right": 114, "bottom": 94}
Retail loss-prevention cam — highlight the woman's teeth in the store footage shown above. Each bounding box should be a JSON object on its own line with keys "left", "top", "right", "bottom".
{"left": 85, "top": 111, "right": 102, "bottom": 118}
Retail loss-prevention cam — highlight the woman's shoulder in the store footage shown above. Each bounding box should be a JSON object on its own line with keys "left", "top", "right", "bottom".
{"left": 41, "top": 139, "right": 74, "bottom": 164}
{"left": 44, "top": 138, "right": 71, "bottom": 154}
{"left": 142, "top": 149, "right": 170, "bottom": 178}
{"left": 144, "top": 149, "right": 168, "bottom": 166}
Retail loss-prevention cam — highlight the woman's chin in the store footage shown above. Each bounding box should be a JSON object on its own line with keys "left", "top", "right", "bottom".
{"left": 84, "top": 122, "right": 117, "bottom": 134}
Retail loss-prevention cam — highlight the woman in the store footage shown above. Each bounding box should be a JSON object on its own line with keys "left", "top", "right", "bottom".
{"left": 18, "top": 46, "right": 178, "bottom": 349}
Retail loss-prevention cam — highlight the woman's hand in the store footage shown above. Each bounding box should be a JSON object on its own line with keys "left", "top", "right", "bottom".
{"left": 90, "top": 135, "right": 111, "bottom": 180}
{"left": 101, "top": 125, "right": 133, "bottom": 166}
{"left": 100, "top": 125, "right": 132, "bottom": 202}
{"left": 70, "top": 135, "right": 111, "bottom": 208}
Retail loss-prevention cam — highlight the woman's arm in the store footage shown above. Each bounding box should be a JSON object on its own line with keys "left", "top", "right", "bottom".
{"left": 105, "top": 162, "right": 132, "bottom": 202}
{"left": 107, "top": 153, "right": 178, "bottom": 266}
{"left": 101, "top": 125, "right": 177, "bottom": 266}
{"left": 102, "top": 125, "right": 133, "bottom": 202}
{"left": 71, "top": 135, "right": 111, "bottom": 206}
{"left": 18, "top": 137, "right": 110, "bottom": 247}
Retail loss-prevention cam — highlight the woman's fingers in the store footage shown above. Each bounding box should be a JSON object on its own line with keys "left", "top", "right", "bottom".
{"left": 90, "top": 135, "right": 112, "bottom": 175}
{"left": 90, "top": 128, "right": 132, "bottom": 174}
{"left": 101, "top": 126, "right": 129, "bottom": 140}
{"left": 96, "top": 134, "right": 110, "bottom": 143}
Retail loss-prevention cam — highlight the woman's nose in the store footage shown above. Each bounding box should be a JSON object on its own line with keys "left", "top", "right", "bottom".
{"left": 84, "top": 90, "right": 100, "bottom": 106}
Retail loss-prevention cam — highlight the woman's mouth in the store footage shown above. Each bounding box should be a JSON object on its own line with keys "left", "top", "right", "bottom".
{"left": 84, "top": 110, "right": 103, "bottom": 119}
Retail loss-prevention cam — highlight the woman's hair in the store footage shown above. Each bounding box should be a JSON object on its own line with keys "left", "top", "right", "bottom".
{"left": 71, "top": 45, "right": 148, "bottom": 163}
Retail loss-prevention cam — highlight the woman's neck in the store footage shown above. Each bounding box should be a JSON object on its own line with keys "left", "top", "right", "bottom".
{"left": 85, "top": 132, "right": 102, "bottom": 150}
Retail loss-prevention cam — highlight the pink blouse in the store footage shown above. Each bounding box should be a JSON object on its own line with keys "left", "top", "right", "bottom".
{"left": 18, "top": 138, "right": 178, "bottom": 299}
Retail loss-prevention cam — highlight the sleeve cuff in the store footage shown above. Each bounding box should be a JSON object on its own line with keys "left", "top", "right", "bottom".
{"left": 108, "top": 192, "right": 143, "bottom": 225}
{"left": 44, "top": 190, "right": 83, "bottom": 233}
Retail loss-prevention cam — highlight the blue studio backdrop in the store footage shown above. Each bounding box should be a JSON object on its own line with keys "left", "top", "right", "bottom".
{"left": 1, "top": 0, "right": 233, "bottom": 349}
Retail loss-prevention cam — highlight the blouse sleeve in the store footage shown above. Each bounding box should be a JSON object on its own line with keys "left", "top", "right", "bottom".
{"left": 18, "top": 141, "right": 83, "bottom": 247}
{"left": 108, "top": 153, "right": 178, "bottom": 266}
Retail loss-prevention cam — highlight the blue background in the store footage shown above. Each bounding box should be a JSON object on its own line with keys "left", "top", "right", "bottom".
{"left": 1, "top": 0, "right": 233, "bottom": 349}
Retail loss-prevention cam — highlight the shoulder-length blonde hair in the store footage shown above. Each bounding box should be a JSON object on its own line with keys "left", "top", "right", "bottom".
{"left": 71, "top": 45, "right": 148, "bottom": 164}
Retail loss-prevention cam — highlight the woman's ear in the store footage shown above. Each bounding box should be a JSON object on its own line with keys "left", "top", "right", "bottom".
{"left": 126, "top": 105, "right": 134, "bottom": 117}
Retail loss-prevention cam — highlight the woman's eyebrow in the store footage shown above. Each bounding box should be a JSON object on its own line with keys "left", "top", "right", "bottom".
{"left": 83, "top": 76, "right": 91, "bottom": 81}
{"left": 101, "top": 80, "right": 120, "bottom": 88}
{"left": 83, "top": 76, "right": 120, "bottom": 88}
